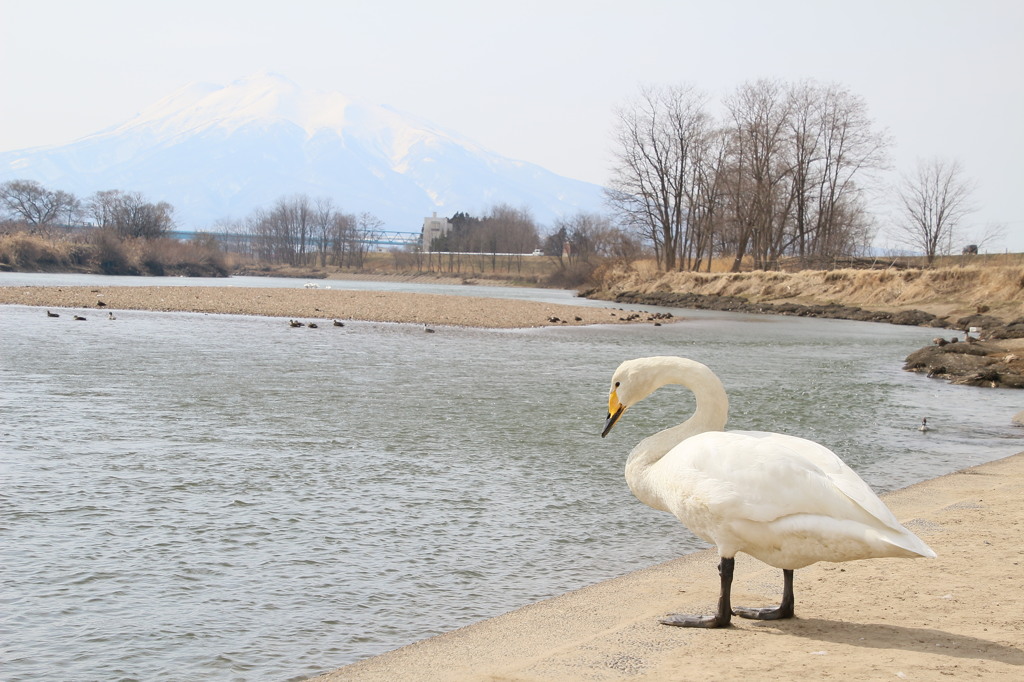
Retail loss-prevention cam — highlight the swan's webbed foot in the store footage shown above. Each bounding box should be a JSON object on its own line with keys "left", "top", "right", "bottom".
{"left": 733, "top": 568, "right": 795, "bottom": 621}
{"left": 731, "top": 604, "right": 793, "bottom": 620}
{"left": 660, "top": 557, "right": 735, "bottom": 628}
{"left": 660, "top": 613, "right": 731, "bottom": 628}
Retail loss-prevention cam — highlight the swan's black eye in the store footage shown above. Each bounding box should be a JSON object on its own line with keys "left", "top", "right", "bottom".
{"left": 614, "top": 382, "right": 620, "bottom": 388}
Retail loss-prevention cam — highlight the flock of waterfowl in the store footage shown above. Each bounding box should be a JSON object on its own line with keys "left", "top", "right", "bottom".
{"left": 44, "top": 307, "right": 438, "bottom": 334}
{"left": 288, "top": 318, "right": 437, "bottom": 332}
{"left": 46, "top": 307, "right": 359, "bottom": 331}
{"left": 288, "top": 319, "right": 349, "bottom": 329}
{"left": 45, "top": 309, "right": 116, "bottom": 321}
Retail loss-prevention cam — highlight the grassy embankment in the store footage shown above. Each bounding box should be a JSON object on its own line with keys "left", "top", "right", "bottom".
{"left": 4, "top": 230, "right": 1022, "bottom": 322}
{"left": 0, "top": 231, "right": 231, "bottom": 277}
{"left": 588, "top": 255, "right": 1024, "bottom": 323}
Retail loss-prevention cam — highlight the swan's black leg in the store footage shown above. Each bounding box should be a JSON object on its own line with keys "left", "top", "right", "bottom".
{"left": 660, "top": 557, "right": 734, "bottom": 628}
{"left": 732, "top": 568, "right": 795, "bottom": 620}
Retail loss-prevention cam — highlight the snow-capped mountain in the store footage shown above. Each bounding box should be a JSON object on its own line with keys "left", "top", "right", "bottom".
{"left": 0, "top": 73, "right": 606, "bottom": 231}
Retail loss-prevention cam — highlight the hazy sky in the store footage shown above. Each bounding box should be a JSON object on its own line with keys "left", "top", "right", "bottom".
{"left": 2, "top": 0, "right": 1022, "bottom": 249}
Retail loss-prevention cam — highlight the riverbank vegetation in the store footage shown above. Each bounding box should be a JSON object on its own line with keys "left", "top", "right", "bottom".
{"left": 606, "top": 79, "right": 1001, "bottom": 272}
{"left": 585, "top": 255, "right": 1024, "bottom": 323}
{"left": 3, "top": 160, "right": 1019, "bottom": 319}
{"left": 0, "top": 228, "right": 230, "bottom": 277}
{"left": 0, "top": 180, "right": 230, "bottom": 276}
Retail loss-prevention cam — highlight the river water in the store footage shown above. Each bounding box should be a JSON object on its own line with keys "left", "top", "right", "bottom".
{"left": 2, "top": 273, "right": 1020, "bottom": 681}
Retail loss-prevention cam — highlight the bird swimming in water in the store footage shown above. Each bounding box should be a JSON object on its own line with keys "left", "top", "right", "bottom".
{"left": 46, "top": 310, "right": 59, "bottom": 318}
{"left": 602, "top": 356, "right": 936, "bottom": 628}
{"left": 918, "top": 418, "right": 930, "bottom": 432}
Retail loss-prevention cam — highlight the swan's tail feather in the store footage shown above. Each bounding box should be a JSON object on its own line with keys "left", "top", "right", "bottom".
{"left": 877, "top": 525, "right": 936, "bottom": 559}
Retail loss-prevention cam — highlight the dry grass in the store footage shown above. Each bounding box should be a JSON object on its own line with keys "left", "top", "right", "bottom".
{"left": 594, "top": 260, "right": 1024, "bottom": 321}
{"left": 0, "top": 230, "right": 229, "bottom": 277}
{"left": 245, "top": 250, "right": 579, "bottom": 287}
{"left": 0, "top": 232, "right": 92, "bottom": 270}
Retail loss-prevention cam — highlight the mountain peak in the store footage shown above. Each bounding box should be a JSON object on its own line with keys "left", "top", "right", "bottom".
{"left": 113, "top": 72, "right": 350, "bottom": 140}
{"left": 0, "top": 75, "right": 605, "bottom": 229}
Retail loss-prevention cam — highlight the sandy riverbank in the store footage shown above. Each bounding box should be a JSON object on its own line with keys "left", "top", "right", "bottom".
{"left": 589, "top": 261, "right": 1024, "bottom": 323}
{"left": 0, "top": 285, "right": 652, "bottom": 329}
{"left": 311, "top": 452, "right": 1024, "bottom": 681}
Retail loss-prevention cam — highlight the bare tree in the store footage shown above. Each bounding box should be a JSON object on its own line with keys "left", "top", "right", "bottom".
{"left": 1, "top": 179, "right": 80, "bottom": 228}
{"left": 312, "top": 197, "right": 338, "bottom": 267}
{"left": 722, "top": 79, "right": 794, "bottom": 271}
{"left": 292, "top": 195, "right": 313, "bottom": 265}
{"left": 551, "top": 212, "right": 616, "bottom": 267}
{"left": 786, "top": 81, "right": 888, "bottom": 265}
{"left": 87, "top": 189, "right": 174, "bottom": 239}
{"left": 607, "top": 84, "right": 712, "bottom": 271}
{"left": 484, "top": 203, "right": 538, "bottom": 272}
{"left": 893, "top": 158, "right": 976, "bottom": 265}
{"left": 330, "top": 211, "right": 357, "bottom": 267}
{"left": 713, "top": 79, "right": 890, "bottom": 270}
{"left": 966, "top": 222, "right": 1007, "bottom": 254}
{"left": 211, "top": 217, "right": 251, "bottom": 257}
{"left": 345, "top": 212, "right": 383, "bottom": 268}
{"left": 684, "top": 126, "right": 728, "bottom": 271}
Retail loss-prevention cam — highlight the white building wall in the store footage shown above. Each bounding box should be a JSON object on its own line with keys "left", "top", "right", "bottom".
{"left": 421, "top": 212, "right": 451, "bottom": 251}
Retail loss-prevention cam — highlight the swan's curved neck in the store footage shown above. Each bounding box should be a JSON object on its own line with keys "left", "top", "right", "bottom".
{"left": 628, "top": 360, "right": 729, "bottom": 468}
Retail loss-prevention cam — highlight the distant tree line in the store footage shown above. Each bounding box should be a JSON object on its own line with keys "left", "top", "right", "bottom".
{"left": 607, "top": 78, "right": 995, "bottom": 271}
{"left": 0, "top": 179, "right": 175, "bottom": 239}
{"left": 608, "top": 79, "right": 889, "bottom": 271}
{"left": 424, "top": 204, "right": 540, "bottom": 274}
{"left": 0, "top": 180, "right": 229, "bottom": 275}
{"left": 216, "top": 195, "right": 385, "bottom": 268}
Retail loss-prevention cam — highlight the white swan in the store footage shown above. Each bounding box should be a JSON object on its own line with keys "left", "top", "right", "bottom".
{"left": 601, "top": 356, "right": 936, "bottom": 628}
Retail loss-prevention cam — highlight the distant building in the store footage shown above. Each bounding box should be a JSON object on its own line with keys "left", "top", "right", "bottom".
{"left": 421, "top": 212, "right": 451, "bottom": 252}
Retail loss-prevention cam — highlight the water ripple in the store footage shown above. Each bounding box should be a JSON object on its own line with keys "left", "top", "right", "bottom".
{"left": 2, "top": 299, "right": 1020, "bottom": 680}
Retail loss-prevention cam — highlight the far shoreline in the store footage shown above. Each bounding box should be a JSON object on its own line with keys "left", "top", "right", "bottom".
{"left": 0, "top": 284, "right": 666, "bottom": 330}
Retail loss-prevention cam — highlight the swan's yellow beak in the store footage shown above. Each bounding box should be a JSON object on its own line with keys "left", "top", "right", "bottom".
{"left": 602, "top": 390, "right": 626, "bottom": 438}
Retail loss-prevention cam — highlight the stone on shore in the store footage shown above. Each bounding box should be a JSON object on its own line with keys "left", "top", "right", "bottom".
{"left": 904, "top": 339, "right": 1024, "bottom": 388}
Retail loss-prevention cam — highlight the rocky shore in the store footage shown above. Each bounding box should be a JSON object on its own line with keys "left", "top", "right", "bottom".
{"left": 592, "top": 289, "right": 1023, "bottom": 334}
{"left": 903, "top": 337, "right": 1024, "bottom": 388}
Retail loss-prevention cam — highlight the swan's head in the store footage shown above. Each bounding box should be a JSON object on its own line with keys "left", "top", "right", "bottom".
{"left": 602, "top": 356, "right": 725, "bottom": 438}
{"left": 601, "top": 357, "right": 666, "bottom": 437}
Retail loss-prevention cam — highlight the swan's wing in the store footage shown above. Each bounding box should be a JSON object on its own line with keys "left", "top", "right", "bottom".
{"left": 745, "top": 430, "right": 906, "bottom": 530}
{"left": 662, "top": 430, "right": 905, "bottom": 532}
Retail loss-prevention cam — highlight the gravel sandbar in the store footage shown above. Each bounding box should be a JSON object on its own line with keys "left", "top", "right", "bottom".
{"left": 0, "top": 285, "right": 651, "bottom": 328}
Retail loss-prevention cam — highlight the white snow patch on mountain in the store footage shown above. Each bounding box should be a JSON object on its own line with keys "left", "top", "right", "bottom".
{"left": 0, "top": 72, "right": 606, "bottom": 230}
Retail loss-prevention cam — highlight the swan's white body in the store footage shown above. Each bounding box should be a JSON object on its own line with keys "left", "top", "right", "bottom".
{"left": 607, "top": 357, "right": 935, "bottom": 571}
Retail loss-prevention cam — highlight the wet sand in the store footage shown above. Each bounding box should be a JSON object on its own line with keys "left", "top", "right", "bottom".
{"left": 311, "top": 452, "right": 1024, "bottom": 681}
{"left": 0, "top": 285, "right": 648, "bottom": 328}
